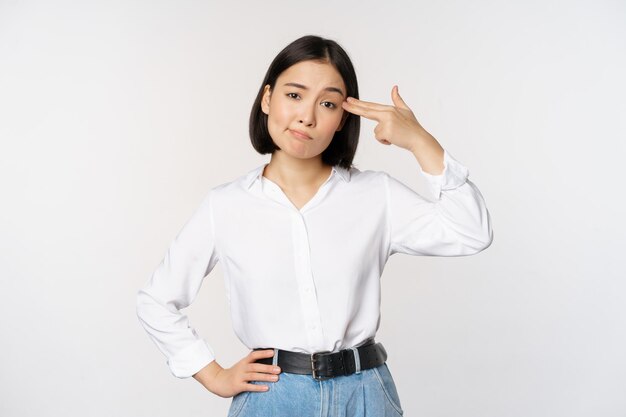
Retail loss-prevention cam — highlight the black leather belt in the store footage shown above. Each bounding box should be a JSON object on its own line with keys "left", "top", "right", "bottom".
{"left": 253, "top": 339, "right": 387, "bottom": 381}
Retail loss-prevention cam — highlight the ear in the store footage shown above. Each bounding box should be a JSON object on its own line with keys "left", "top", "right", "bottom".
{"left": 336, "top": 110, "right": 349, "bottom": 132}
{"left": 261, "top": 84, "right": 271, "bottom": 115}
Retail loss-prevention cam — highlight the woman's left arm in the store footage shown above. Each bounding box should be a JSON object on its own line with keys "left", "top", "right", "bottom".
{"left": 342, "top": 86, "right": 493, "bottom": 257}
{"left": 342, "top": 85, "right": 445, "bottom": 172}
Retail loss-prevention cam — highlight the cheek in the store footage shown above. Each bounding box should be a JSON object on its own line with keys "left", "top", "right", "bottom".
{"left": 321, "top": 112, "right": 343, "bottom": 132}
{"left": 266, "top": 107, "right": 285, "bottom": 130}
{"left": 274, "top": 97, "right": 292, "bottom": 115}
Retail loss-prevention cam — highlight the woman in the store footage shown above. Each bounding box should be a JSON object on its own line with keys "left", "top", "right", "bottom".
{"left": 136, "top": 34, "right": 493, "bottom": 416}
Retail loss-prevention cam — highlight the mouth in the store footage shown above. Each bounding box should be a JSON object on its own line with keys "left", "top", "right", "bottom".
{"left": 289, "top": 129, "right": 312, "bottom": 140}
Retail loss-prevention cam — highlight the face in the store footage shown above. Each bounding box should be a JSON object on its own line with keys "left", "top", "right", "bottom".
{"left": 261, "top": 60, "right": 348, "bottom": 161}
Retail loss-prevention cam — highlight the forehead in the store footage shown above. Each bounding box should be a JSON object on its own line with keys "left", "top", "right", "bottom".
{"left": 277, "top": 60, "right": 345, "bottom": 90}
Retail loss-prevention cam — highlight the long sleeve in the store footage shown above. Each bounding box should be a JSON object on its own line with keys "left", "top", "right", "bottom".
{"left": 385, "top": 149, "right": 493, "bottom": 257}
{"left": 136, "top": 190, "right": 220, "bottom": 378}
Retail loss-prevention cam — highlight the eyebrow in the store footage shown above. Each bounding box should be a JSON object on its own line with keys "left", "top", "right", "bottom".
{"left": 283, "top": 82, "right": 345, "bottom": 97}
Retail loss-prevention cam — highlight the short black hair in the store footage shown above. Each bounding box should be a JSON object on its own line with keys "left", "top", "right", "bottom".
{"left": 249, "top": 35, "right": 360, "bottom": 170}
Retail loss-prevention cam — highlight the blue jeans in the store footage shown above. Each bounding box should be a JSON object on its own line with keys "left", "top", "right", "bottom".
{"left": 227, "top": 362, "right": 404, "bottom": 417}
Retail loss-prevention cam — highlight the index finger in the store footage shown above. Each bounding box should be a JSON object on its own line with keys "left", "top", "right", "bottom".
{"left": 342, "top": 100, "right": 383, "bottom": 121}
{"left": 250, "top": 349, "right": 276, "bottom": 359}
{"left": 347, "top": 97, "right": 392, "bottom": 111}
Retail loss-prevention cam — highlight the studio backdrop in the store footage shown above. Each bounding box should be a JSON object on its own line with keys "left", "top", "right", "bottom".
{"left": 1, "top": 1, "right": 624, "bottom": 416}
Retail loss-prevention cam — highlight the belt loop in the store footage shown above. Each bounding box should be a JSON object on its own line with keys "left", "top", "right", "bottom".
{"left": 350, "top": 347, "right": 361, "bottom": 374}
{"left": 272, "top": 348, "right": 279, "bottom": 366}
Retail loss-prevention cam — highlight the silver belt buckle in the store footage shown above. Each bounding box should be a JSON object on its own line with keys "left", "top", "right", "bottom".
{"left": 310, "top": 351, "right": 332, "bottom": 381}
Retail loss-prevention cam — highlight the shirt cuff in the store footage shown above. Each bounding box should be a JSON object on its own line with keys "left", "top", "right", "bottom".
{"left": 167, "top": 339, "right": 216, "bottom": 378}
{"left": 420, "top": 149, "right": 470, "bottom": 200}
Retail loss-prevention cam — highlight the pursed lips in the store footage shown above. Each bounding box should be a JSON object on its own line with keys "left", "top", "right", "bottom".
{"left": 289, "top": 129, "right": 313, "bottom": 140}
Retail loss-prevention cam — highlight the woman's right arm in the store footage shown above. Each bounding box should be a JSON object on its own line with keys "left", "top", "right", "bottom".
{"left": 193, "top": 350, "right": 282, "bottom": 398}
{"left": 135, "top": 190, "right": 282, "bottom": 397}
{"left": 135, "top": 191, "right": 220, "bottom": 379}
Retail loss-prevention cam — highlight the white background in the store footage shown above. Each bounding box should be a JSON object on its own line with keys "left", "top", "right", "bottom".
{"left": 1, "top": 1, "right": 625, "bottom": 416}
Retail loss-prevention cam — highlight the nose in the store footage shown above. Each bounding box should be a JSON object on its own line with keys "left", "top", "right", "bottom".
{"left": 298, "top": 101, "right": 315, "bottom": 127}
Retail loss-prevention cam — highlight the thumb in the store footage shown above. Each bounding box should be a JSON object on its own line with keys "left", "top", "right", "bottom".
{"left": 391, "top": 85, "right": 409, "bottom": 110}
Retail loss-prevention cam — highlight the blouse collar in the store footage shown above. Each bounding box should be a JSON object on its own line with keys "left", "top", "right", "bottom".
{"left": 244, "top": 163, "right": 351, "bottom": 189}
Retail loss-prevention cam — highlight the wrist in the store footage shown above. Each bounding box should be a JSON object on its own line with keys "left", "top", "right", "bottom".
{"left": 407, "top": 130, "right": 435, "bottom": 154}
{"left": 193, "top": 360, "right": 223, "bottom": 392}
{"left": 410, "top": 135, "right": 445, "bottom": 175}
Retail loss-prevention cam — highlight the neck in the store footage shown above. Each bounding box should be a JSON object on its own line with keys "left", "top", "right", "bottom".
{"left": 263, "top": 151, "right": 332, "bottom": 189}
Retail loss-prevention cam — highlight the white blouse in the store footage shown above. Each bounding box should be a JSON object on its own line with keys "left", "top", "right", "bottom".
{"left": 136, "top": 149, "right": 493, "bottom": 378}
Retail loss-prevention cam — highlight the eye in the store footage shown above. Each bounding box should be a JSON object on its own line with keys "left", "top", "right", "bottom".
{"left": 286, "top": 92, "right": 336, "bottom": 109}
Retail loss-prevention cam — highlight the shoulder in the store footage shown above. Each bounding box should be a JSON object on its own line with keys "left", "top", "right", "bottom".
{"left": 346, "top": 165, "right": 390, "bottom": 185}
{"left": 348, "top": 166, "right": 421, "bottom": 199}
{"left": 200, "top": 165, "right": 265, "bottom": 201}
